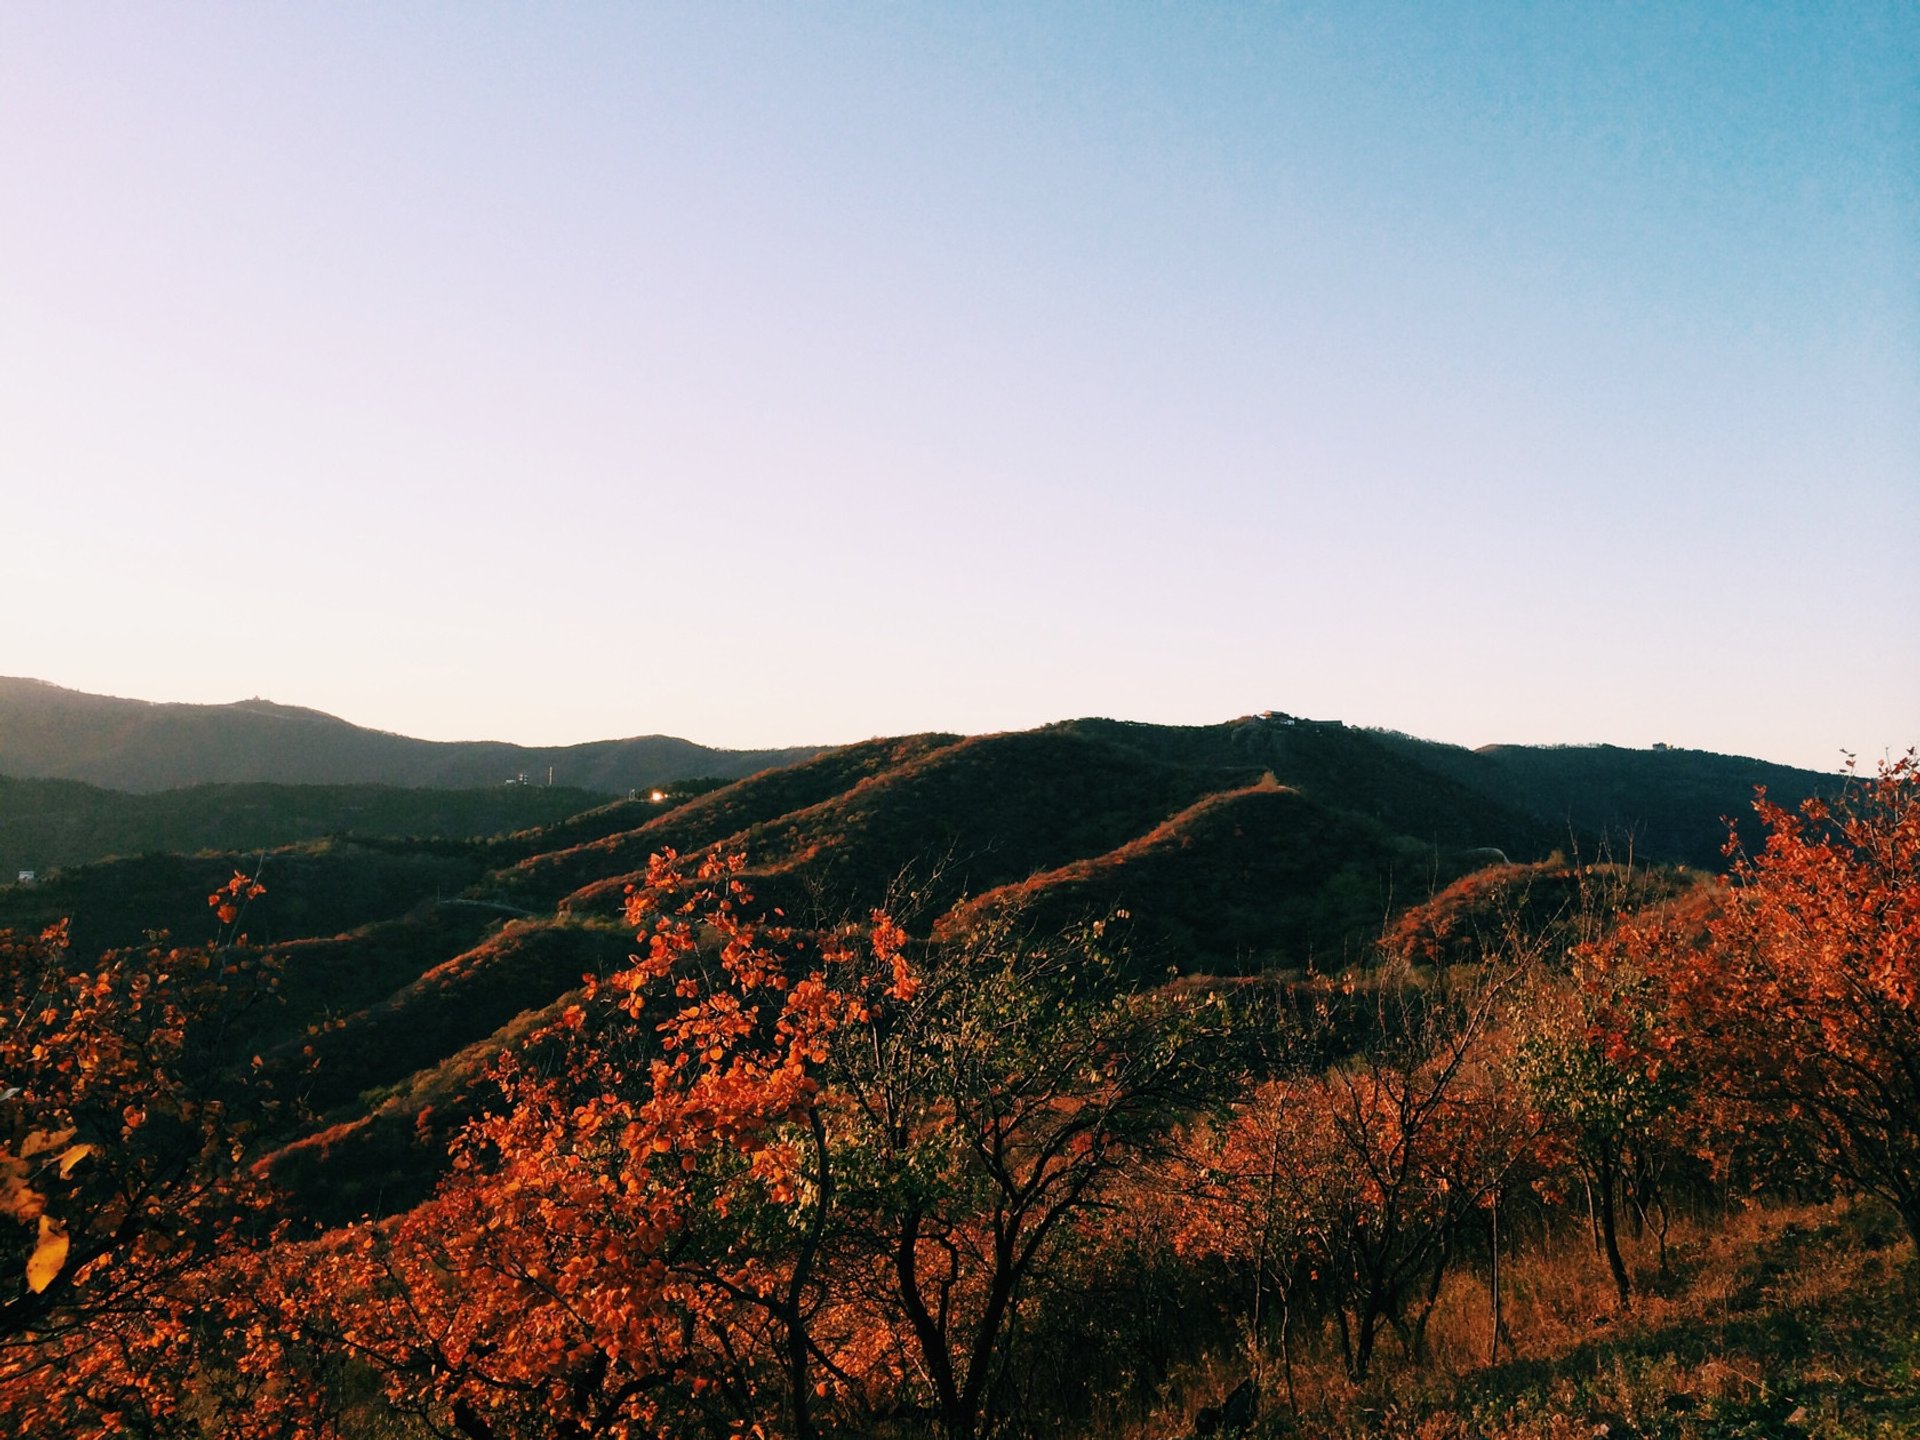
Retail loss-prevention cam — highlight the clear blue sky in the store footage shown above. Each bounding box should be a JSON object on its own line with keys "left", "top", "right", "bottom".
{"left": 3, "top": 3, "right": 1914, "bottom": 771}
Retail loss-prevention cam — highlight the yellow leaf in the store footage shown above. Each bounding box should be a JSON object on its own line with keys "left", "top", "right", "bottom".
{"left": 27, "top": 1216, "right": 68, "bottom": 1293}
{"left": 19, "top": 1128, "right": 75, "bottom": 1160}
{"left": 56, "top": 1144, "right": 94, "bottom": 1179}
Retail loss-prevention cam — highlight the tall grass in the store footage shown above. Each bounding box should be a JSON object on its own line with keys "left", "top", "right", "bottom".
{"left": 1111, "top": 1198, "right": 1917, "bottom": 1440}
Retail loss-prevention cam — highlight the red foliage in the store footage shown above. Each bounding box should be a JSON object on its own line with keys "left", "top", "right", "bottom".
{"left": 1648, "top": 755, "right": 1920, "bottom": 1245}
{"left": 1, "top": 880, "right": 285, "bottom": 1438}
{"left": 274, "top": 851, "right": 907, "bottom": 1440}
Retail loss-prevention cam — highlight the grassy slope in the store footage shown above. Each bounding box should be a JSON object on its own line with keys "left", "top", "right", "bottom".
{"left": 490, "top": 735, "right": 961, "bottom": 910}
{"left": 718, "top": 728, "right": 1267, "bottom": 910}
{"left": 0, "top": 840, "right": 490, "bottom": 960}
{"left": 262, "top": 992, "right": 580, "bottom": 1225}
{"left": 1171, "top": 1201, "right": 1920, "bottom": 1440}
{"left": 944, "top": 781, "right": 1485, "bottom": 977}
{"left": 269, "top": 917, "right": 634, "bottom": 1116}
{"left": 1380, "top": 859, "right": 1711, "bottom": 968}
{"left": 1051, "top": 716, "right": 1567, "bottom": 858}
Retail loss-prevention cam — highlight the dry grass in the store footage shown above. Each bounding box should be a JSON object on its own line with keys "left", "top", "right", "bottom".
{"left": 1118, "top": 1199, "right": 1919, "bottom": 1440}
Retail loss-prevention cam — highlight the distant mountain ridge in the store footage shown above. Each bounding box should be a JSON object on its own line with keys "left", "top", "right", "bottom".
{"left": 1362, "top": 728, "right": 1837, "bottom": 869}
{"left": 0, "top": 677, "right": 824, "bottom": 793}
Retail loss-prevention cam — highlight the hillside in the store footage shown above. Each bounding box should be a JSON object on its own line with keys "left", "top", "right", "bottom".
{"left": 943, "top": 780, "right": 1485, "bottom": 978}
{"left": 0, "top": 676, "right": 821, "bottom": 792}
{"left": 489, "top": 734, "right": 961, "bottom": 909}
{"left": 1366, "top": 728, "right": 1835, "bottom": 869}
{"left": 0, "top": 712, "right": 1842, "bottom": 1222}
{"left": 0, "top": 773, "right": 612, "bottom": 876}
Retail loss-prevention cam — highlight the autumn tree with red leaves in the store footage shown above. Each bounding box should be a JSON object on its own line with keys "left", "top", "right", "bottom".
{"left": 1170, "top": 1075, "right": 1337, "bottom": 1410}
{"left": 278, "top": 852, "right": 913, "bottom": 1440}
{"left": 1299, "top": 963, "right": 1538, "bottom": 1381}
{"left": 265, "top": 859, "right": 1230, "bottom": 1440}
{"left": 1650, "top": 754, "right": 1920, "bottom": 1248}
{"left": 1, "top": 875, "right": 285, "bottom": 1439}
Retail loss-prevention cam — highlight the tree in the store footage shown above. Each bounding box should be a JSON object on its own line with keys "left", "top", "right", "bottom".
{"left": 263, "top": 855, "right": 1231, "bottom": 1440}
{"left": 1304, "top": 962, "right": 1531, "bottom": 1381}
{"left": 1171, "top": 1075, "right": 1328, "bottom": 1412}
{"left": 284, "top": 851, "right": 908, "bottom": 1440}
{"left": 1512, "top": 952, "right": 1690, "bottom": 1308}
{"left": 829, "top": 907, "right": 1231, "bottom": 1439}
{"left": 1, "top": 875, "right": 285, "bottom": 1439}
{"left": 1652, "top": 754, "right": 1920, "bottom": 1248}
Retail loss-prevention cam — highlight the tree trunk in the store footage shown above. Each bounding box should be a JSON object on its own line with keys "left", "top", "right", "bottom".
{"left": 953, "top": 1226, "right": 1021, "bottom": 1440}
{"left": 1278, "top": 1291, "right": 1297, "bottom": 1415}
{"left": 1334, "top": 1301, "right": 1356, "bottom": 1381}
{"left": 1597, "top": 1160, "right": 1632, "bottom": 1309}
{"left": 1648, "top": 1185, "right": 1672, "bottom": 1279}
{"left": 782, "top": 1110, "right": 832, "bottom": 1440}
{"left": 1488, "top": 1202, "right": 1502, "bottom": 1367}
{"left": 1410, "top": 1235, "right": 1450, "bottom": 1363}
{"left": 1350, "top": 1297, "right": 1384, "bottom": 1381}
{"left": 894, "top": 1210, "right": 964, "bottom": 1436}
{"left": 784, "top": 1302, "right": 817, "bottom": 1440}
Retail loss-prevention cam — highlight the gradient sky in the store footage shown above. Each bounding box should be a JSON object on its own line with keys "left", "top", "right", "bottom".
{"left": 3, "top": 3, "right": 1914, "bottom": 772}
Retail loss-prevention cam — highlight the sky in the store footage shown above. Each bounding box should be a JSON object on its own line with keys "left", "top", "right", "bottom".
{"left": 2, "top": 3, "right": 1914, "bottom": 772}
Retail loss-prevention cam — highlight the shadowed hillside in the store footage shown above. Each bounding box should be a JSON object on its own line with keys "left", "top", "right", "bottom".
{"left": 1379, "top": 856, "right": 1711, "bottom": 968}
{"left": 0, "top": 773, "right": 610, "bottom": 876}
{"left": 693, "top": 727, "right": 1269, "bottom": 911}
{"left": 1365, "top": 729, "right": 1837, "bottom": 869}
{"left": 0, "top": 840, "right": 489, "bottom": 960}
{"left": 547, "top": 727, "right": 1272, "bottom": 928}
{"left": 1049, "top": 715, "right": 1567, "bottom": 855}
{"left": 264, "top": 917, "right": 636, "bottom": 1118}
{"left": 943, "top": 780, "right": 1483, "bottom": 977}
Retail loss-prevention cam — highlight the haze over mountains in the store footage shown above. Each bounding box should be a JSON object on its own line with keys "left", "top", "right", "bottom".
{"left": 0, "top": 677, "right": 821, "bottom": 793}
